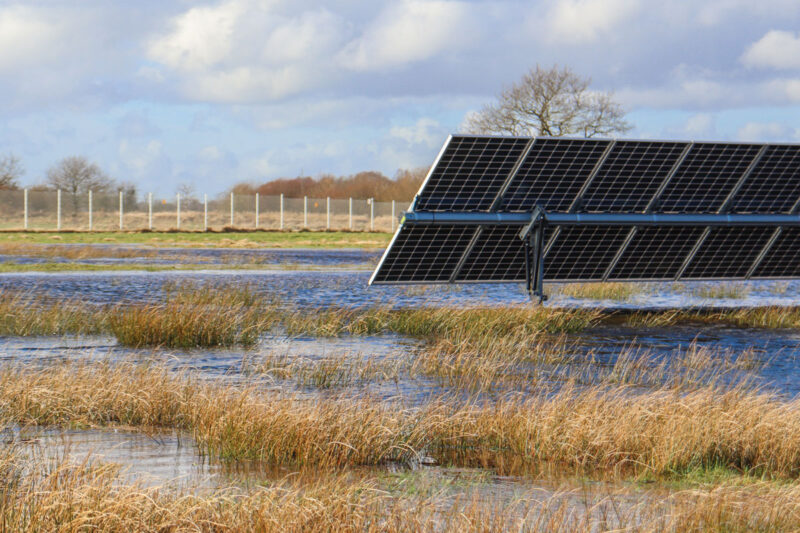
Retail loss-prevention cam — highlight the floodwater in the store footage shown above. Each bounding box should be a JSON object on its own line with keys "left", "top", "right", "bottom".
{"left": 2, "top": 247, "right": 800, "bottom": 493}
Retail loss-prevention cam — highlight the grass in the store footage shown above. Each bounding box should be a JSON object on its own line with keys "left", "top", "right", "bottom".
{"left": 692, "top": 282, "right": 752, "bottom": 299}
{"left": 551, "top": 282, "right": 645, "bottom": 301}
{"left": 2, "top": 361, "right": 800, "bottom": 481}
{"left": 0, "top": 230, "right": 392, "bottom": 249}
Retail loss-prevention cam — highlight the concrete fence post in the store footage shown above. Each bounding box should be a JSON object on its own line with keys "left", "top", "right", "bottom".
{"left": 255, "top": 193, "right": 259, "bottom": 229}
{"left": 304, "top": 196, "right": 308, "bottom": 228}
{"left": 348, "top": 197, "right": 352, "bottom": 230}
{"left": 176, "top": 193, "right": 181, "bottom": 230}
{"left": 88, "top": 190, "right": 93, "bottom": 231}
{"left": 326, "top": 197, "right": 330, "bottom": 230}
{"left": 391, "top": 200, "right": 396, "bottom": 232}
{"left": 119, "top": 191, "right": 123, "bottom": 230}
{"left": 56, "top": 189, "right": 61, "bottom": 230}
{"left": 23, "top": 188, "right": 28, "bottom": 230}
{"left": 148, "top": 193, "right": 153, "bottom": 230}
{"left": 369, "top": 198, "right": 374, "bottom": 231}
{"left": 230, "top": 192, "right": 234, "bottom": 226}
{"left": 203, "top": 194, "right": 208, "bottom": 231}
{"left": 280, "top": 194, "right": 284, "bottom": 230}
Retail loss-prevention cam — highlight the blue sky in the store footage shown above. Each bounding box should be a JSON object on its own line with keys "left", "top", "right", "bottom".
{"left": 3, "top": 0, "right": 800, "bottom": 196}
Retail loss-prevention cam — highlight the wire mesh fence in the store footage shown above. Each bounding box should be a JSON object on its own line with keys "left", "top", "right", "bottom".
{"left": 0, "top": 189, "right": 406, "bottom": 232}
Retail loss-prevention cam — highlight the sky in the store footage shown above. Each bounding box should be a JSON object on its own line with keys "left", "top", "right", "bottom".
{"left": 3, "top": 0, "right": 800, "bottom": 196}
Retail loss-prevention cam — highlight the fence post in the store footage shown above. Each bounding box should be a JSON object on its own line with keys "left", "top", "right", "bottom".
{"left": 119, "top": 191, "right": 123, "bottom": 230}
{"left": 88, "top": 190, "right": 93, "bottom": 231}
{"left": 280, "top": 194, "right": 284, "bottom": 230}
{"left": 203, "top": 194, "right": 208, "bottom": 231}
{"left": 56, "top": 189, "right": 61, "bottom": 230}
{"left": 326, "top": 197, "right": 330, "bottom": 230}
{"left": 391, "top": 200, "right": 395, "bottom": 232}
{"left": 176, "top": 193, "right": 181, "bottom": 230}
{"left": 348, "top": 197, "right": 352, "bottom": 230}
{"left": 369, "top": 198, "right": 374, "bottom": 231}
{"left": 230, "top": 192, "right": 234, "bottom": 226}
{"left": 23, "top": 188, "right": 28, "bottom": 230}
{"left": 148, "top": 193, "right": 153, "bottom": 230}
{"left": 255, "top": 193, "right": 259, "bottom": 229}
{"left": 303, "top": 196, "right": 308, "bottom": 228}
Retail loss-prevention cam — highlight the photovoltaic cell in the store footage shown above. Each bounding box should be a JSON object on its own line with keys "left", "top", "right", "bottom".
{"left": 681, "top": 226, "right": 774, "bottom": 279}
{"left": 544, "top": 226, "right": 630, "bottom": 280}
{"left": 580, "top": 141, "right": 689, "bottom": 212}
{"left": 608, "top": 226, "right": 706, "bottom": 280}
{"left": 455, "top": 225, "right": 555, "bottom": 282}
{"left": 729, "top": 145, "right": 800, "bottom": 213}
{"left": 501, "top": 138, "right": 611, "bottom": 212}
{"left": 752, "top": 228, "right": 800, "bottom": 278}
{"left": 656, "top": 143, "right": 762, "bottom": 213}
{"left": 370, "top": 224, "right": 476, "bottom": 283}
{"left": 415, "top": 136, "right": 530, "bottom": 212}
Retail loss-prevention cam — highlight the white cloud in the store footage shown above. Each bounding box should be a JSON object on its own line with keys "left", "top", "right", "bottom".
{"left": 545, "top": 0, "right": 640, "bottom": 44}
{"left": 737, "top": 121, "right": 795, "bottom": 141}
{"left": 337, "top": 1, "right": 475, "bottom": 71}
{"left": 0, "top": 6, "right": 63, "bottom": 72}
{"left": 389, "top": 118, "right": 444, "bottom": 146}
{"left": 683, "top": 113, "right": 716, "bottom": 137}
{"left": 741, "top": 30, "right": 800, "bottom": 70}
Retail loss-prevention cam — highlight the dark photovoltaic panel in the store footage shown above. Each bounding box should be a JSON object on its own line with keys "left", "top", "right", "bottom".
{"left": 581, "top": 141, "right": 688, "bottom": 212}
{"left": 608, "top": 226, "right": 706, "bottom": 280}
{"left": 455, "top": 225, "right": 555, "bottom": 282}
{"left": 730, "top": 145, "right": 800, "bottom": 213}
{"left": 656, "top": 143, "right": 762, "bottom": 213}
{"left": 752, "top": 228, "right": 800, "bottom": 278}
{"left": 681, "top": 226, "right": 774, "bottom": 279}
{"left": 500, "top": 138, "right": 611, "bottom": 212}
{"left": 544, "top": 226, "right": 630, "bottom": 280}
{"left": 415, "top": 136, "right": 530, "bottom": 212}
{"left": 370, "top": 224, "right": 476, "bottom": 283}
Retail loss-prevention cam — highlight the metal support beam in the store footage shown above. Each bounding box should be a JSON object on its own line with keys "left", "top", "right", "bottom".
{"left": 522, "top": 220, "right": 546, "bottom": 302}
{"left": 567, "top": 140, "right": 616, "bottom": 212}
{"left": 403, "top": 211, "right": 800, "bottom": 227}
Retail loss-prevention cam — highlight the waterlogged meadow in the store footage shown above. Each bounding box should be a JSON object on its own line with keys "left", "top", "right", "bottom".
{"left": 4, "top": 247, "right": 800, "bottom": 530}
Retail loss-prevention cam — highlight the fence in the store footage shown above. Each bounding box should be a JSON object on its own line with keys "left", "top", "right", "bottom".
{"left": 0, "top": 190, "right": 406, "bottom": 232}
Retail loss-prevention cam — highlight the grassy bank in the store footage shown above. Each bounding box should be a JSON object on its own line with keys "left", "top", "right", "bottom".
{"left": 0, "top": 230, "right": 392, "bottom": 249}
{"left": 1, "top": 361, "right": 798, "bottom": 480}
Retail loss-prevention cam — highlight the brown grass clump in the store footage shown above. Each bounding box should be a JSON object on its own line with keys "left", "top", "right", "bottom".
{"left": 3, "top": 362, "right": 800, "bottom": 480}
{"left": 553, "top": 282, "right": 644, "bottom": 301}
{"left": 626, "top": 306, "right": 800, "bottom": 329}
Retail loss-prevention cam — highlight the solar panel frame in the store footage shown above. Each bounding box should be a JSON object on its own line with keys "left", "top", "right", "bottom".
{"left": 370, "top": 135, "right": 800, "bottom": 289}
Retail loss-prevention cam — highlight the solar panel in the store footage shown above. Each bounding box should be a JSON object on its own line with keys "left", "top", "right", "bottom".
{"left": 370, "top": 135, "right": 800, "bottom": 299}
{"left": 415, "top": 136, "right": 530, "bottom": 212}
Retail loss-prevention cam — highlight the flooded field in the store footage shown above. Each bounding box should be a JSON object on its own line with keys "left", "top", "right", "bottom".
{"left": 3, "top": 245, "right": 800, "bottom": 530}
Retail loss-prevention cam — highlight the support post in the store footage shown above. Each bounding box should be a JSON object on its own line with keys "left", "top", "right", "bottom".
{"left": 88, "top": 190, "right": 93, "bottom": 231}
{"left": 176, "top": 193, "right": 181, "bottom": 230}
{"left": 204, "top": 194, "right": 208, "bottom": 231}
{"left": 255, "top": 193, "right": 259, "bottom": 229}
{"left": 304, "top": 196, "right": 308, "bottom": 228}
{"left": 369, "top": 198, "right": 374, "bottom": 231}
{"left": 349, "top": 197, "right": 352, "bottom": 230}
{"left": 148, "top": 193, "right": 153, "bottom": 230}
{"left": 57, "top": 189, "right": 61, "bottom": 230}
{"left": 391, "top": 200, "right": 396, "bottom": 232}
{"left": 518, "top": 207, "right": 547, "bottom": 303}
{"left": 119, "top": 191, "right": 123, "bottom": 230}
{"left": 230, "top": 192, "right": 234, "bottom": 227}
{"left": 23, "top": 188, "right": 28, "bottom": 230}
{"left": 280, "top": 193, "right": 284, "bottom": 230}
{"left": 326, "top": 197, "right": 330, "bottom": 230}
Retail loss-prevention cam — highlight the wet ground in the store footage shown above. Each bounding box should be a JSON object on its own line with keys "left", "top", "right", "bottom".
{"left": 2, "top": 247, "right": 800, "bottom": 492}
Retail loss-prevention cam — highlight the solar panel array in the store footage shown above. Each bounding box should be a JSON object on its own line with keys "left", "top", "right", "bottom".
{"left": 371, "top": 135, "right": 800, "bottom": 285}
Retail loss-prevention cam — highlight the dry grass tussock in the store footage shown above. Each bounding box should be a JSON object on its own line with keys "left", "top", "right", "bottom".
{"left": 0, "top": 241, "right": 158, "bottom": 260}
{"left": 2, "top": 361, "right": 800, "bottom": 480}
{"left": 552, "top": 282, "right": 644, "bottom": 301}
{"left": 626, "top": 306, "right": 800, "bottom": 329}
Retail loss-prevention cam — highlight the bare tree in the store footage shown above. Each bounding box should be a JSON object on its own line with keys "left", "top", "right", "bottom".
{"left": 463, "top": 65, "right": 632, "bottom": 138}
{"left": 176, "top": 182, "right": 196, "bottom": 199}
{"left": 46, "top": 156, "right": 113, "bottom": 216}
{"left": 0, "top": 154, "right": 23, "bottom": 190}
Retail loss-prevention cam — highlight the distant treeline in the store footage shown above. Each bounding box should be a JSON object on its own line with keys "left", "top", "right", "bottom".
{"left": 231, "top": 168, "right": 427, "bottom": 202}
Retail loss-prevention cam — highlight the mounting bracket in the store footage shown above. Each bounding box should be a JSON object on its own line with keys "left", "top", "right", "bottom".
{"left": 519, "top": 207, "right": 547, "bottom": 303}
